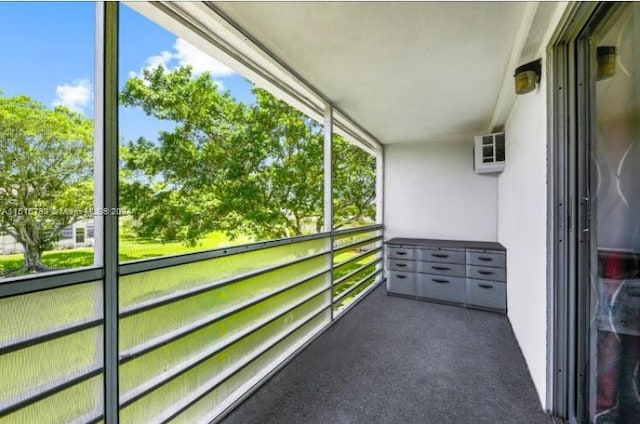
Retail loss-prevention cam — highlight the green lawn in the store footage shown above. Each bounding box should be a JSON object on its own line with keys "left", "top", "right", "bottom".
{"left": 0, "top": 231, "right": 253, "bottom": 276}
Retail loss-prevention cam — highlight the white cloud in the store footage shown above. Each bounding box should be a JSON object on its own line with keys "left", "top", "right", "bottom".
{"left": 213, "top": 79, "right": 226, "bottom": 91}
{"left": 129, "top": 50, "right": 173, "bottom": 79}
{"left": 130, "top": 38, "right": 235, "bottom": 84}
{"left": 147, "top": 50, "right": 174, "bottom": 71}
{"left": 53, "top": 79, "right": 93, "bottom": 113}
{"left": 173, "top": 38, "right": 234, "bottom": 77}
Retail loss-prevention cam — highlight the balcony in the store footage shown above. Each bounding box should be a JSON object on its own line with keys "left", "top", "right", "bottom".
{"left": 1, "top": 2, "right": 637, "bottom": 424}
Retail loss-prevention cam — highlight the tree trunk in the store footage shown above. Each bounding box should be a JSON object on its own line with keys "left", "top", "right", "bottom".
{"left": 5, "top": 243, "right": 54, "bottom": 277}
{"left": 9, "top": 219, "right": 57, "bottom": 275}
{"left": 23, "top": 246, "right": 47, "bottom": 272}
{"left": 3, "top": 244, "right": 54, "bottom": 278}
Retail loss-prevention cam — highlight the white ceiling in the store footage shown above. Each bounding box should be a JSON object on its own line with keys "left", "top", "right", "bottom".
{"left": 213, "top": 2, "right": 531, "bottom": 144}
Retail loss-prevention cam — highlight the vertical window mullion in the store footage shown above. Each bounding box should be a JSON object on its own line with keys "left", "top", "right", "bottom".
{"left": 98, "top": 2, "right": 119, "bottom": 423}
{"left": 324, "top": 103, "right": 334, "bottom": 320}
{"left": 376, "top": 148, "right": 384, "bottom": 226}
{"left": 376, "top": 147, "right": 385, "bottom": 289}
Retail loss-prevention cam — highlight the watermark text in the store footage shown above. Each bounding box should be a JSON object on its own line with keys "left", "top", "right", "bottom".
{"left": 0, "top": 207, "right": 131, "bottom": 217}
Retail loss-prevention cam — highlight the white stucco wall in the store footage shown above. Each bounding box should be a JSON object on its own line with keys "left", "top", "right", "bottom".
{"left": 384, "top": 137, "right": 499, "bottom": 241}
{"left": 498, "top": 58, "right": 548, "bottom": 408}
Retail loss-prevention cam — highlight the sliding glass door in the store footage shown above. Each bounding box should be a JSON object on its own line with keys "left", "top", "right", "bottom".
{"left": 585, "top": 4, "right": 640, "bottom": 423}
{"left": 554, "top": 3, "right": 640, "bottom": 423}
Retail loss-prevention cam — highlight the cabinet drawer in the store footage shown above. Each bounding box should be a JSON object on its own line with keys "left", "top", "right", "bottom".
{"left": 417, "top": 261, "right": 465, "bottom": 278}
{"left": 387, "top": 272, "right": 416, "bottom": 296}
{"left": 387, "top": 246, "right": 415, "bottom": 260}
{"left": 388, "top": 259, "right": 415, "bottom": 272}
{"left": 418, "top": 248, "right": 465, "bottom": 264}
{"left": 466, "top": 265, "right": 506, "bottom": 282}
{"left": 417, "top": 274, "right": 466, "bottom": 304}
{"left": 467, "top": 251, "right": 506, "bottom": 268}
{"left": 466, "top": 279, "right": 506, "bottom": 310}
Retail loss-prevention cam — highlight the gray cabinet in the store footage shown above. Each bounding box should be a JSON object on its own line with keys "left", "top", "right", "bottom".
{"left": 417, "top": 261, "right": 465, "bottom": 278}
{"left": 387, "top": 271, "right": 416, "bottom": 296}
{"left": 416, "top": 274, "right": 466, "bottom": 304}
{"left": 385, "top": 238, "right": 507, "bottom": 313}
{"left": 466, "top": 278, "right": 506, "bottom": 310}
{"left": 388, "top": 258, "right": 416, "bottom": 272}
{"left": 466, "top": 264, "right": 506, "bottom": 282}
{"left": 388, "top": 246, "right": 416, "bottom": 260}
{"left": 418, "top": 248, "right": 465, "bottom": 264}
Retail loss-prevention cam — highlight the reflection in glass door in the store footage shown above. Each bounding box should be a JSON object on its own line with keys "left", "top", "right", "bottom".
{"left": 588, "top": 3, "right": 640, "bottom": 423}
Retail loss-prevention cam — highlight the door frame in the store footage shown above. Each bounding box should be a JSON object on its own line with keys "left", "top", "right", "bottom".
{"left": 550, "top": 2, "right": 620, "bottom": 422}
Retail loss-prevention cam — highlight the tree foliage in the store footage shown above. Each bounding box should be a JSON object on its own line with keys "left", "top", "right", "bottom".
{"left": 120, "top": 66, "right": 376, "bottom": 244}
{"left": 0, "top": 94, "right": 93, "bottom": 273}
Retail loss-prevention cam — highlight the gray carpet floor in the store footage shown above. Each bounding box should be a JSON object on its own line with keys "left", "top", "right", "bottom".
{"left": 221, "top": 283, "right": 552, "bottom": 424}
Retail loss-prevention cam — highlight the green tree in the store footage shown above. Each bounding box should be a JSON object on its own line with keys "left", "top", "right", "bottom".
{"left": 0, "top": 94, "right": 93, "bottom": 274}
{"left": 333, "top": 138, "right": 377, "bottom": 229}
{"left": 120, "top": 66, "right": 375, "bottom": 245}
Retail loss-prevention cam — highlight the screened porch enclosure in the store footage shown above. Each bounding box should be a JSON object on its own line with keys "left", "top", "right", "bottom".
{"left": 0, "top": 1, "right": 385, "bottom": 423}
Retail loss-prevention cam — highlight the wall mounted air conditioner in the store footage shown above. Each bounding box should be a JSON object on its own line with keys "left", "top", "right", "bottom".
{"left": 473, "top": 132, "right": 505, "bottom": 174}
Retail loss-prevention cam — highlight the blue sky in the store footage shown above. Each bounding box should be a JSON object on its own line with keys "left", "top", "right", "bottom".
{"left": 0, "top": 2, "right": 255, "bottom": 143}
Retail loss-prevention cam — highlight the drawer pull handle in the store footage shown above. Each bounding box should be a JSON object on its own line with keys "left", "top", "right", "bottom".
{"left": 478, "top": 257, "right": 493, "bottom": 262}
{"left": 395, "top": 263, "right": 407, "bottom": 267}
{"left": 396, "top": 275, "right": 408, "bottom": 279}
{"left": 433, "top": 279, "right": 450, "bottom": 284}
{"left": 478, "top": 284, "right": 494, "bottom": 289}
{"left": 396, "top": 251, "right": 407, "bottom": 256}
{"left": 432, "top": 266, "right": 451, "bottom": 271}
{"left": 478, "top": 270, "right": 494, "bottom": 275}
{"left": 432, "top": 253, "right": 449, "bottom": 258}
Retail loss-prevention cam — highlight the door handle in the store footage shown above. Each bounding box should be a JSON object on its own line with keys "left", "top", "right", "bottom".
{"left": 581, "top": 197, "right": 591, "bottom": 234}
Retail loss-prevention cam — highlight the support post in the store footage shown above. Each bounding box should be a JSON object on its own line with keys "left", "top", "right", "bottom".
{"left": 375, "top": 147, "right": 384, "bottom": 225}
{"left": 100, "top": 2, "right": 120, "bottom": 422}
{"left": 324, "top": 104, "right": 334, "bottom": 319}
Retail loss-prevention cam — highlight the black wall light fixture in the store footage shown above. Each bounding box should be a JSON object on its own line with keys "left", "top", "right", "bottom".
{"left": 514, "top": 59, "right": 542, "bottom": 95}
{"left": 596, "top": 46, "right": 616, "bottom": 80}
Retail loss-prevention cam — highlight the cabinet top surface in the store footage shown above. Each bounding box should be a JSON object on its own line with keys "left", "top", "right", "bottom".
{"left": 385, "top": 237, "right": 506, "bottom": 251}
